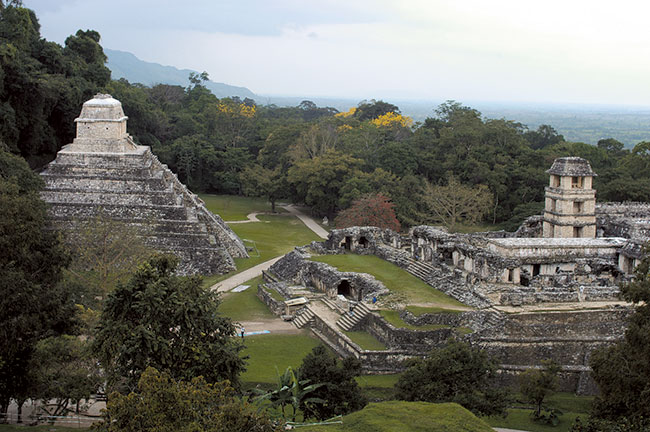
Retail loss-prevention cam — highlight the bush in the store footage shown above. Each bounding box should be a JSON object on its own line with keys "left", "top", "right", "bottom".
{"left": 298, "top": 345, "right": 368, "bottom": 420}
{"left": 395, "top": 340, "right": 509, "bottom": 417}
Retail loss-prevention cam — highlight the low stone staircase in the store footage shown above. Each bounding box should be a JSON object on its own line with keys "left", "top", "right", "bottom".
{"left": 292, "top": 307, "right": 315, "bottom": 329}
{"left": 336, "top": 302, "right": 371, "bottom": 331}
{"left": 405, "top": 258, "right": 492, "bottom": 308}
{"left": 406, "top": 258, "right": 433, "bottom": 280}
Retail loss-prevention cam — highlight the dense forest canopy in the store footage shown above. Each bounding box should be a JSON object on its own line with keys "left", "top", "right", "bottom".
{"left": 2, "top": 3, "right": 650, "bottom": 230}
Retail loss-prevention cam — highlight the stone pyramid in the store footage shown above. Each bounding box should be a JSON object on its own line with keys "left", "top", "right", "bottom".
{"left": 40, "top": 94, "right": 248, "bottom": 275}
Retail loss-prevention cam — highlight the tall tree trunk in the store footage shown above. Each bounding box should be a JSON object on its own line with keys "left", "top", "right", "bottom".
{"left": 0, "top": 397, "right": 9, "bottom": 424}
{"left": 16, "top": 400, "right": 23, "bottom": 423}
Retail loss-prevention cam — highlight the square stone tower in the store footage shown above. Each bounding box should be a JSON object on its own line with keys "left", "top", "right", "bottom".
{"left": 542, "top": 157, "right": 597, "bottom": 238}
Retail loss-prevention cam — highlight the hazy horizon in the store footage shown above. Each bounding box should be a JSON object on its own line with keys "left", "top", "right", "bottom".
{"left": 24, "top": 0, "right": 650, "bottom": 108}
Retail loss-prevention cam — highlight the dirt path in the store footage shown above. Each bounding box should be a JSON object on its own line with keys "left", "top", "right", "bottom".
{"left": 210, "top": 204, "right": 329, "bottom": 293}
{"left": 210, "top": 257, "right": 282, "bottom": 292}
{"left": 237, "top": 318, "right": 301, "bottom": 335}
{"left": 226, "top": 212, "right": 263, "bottom": 224}
{"left": 280, "top": 204, "right": 329, "bottom": 239}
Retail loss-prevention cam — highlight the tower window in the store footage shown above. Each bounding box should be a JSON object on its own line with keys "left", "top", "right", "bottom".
{"left": 573, "top": 226, "right": 582, "bottom": 238}
{"left": 571, "top": 176, "right": 583, "bottom": 188}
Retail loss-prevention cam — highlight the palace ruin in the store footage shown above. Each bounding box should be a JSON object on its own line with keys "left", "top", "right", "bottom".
{"left": 258, "top": 157, "right": 648, "bottom": 393}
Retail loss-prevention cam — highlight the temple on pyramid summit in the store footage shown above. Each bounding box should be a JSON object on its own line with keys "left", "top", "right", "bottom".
{"left": 40, "top": 94, "right": 248, "bottom": 275}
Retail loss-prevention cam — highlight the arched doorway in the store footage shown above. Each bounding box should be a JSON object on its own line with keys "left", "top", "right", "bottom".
{"left": 358, "top": 236, "right": 369, "bottom": 248}
{"left": 337, "top": 280, "right": 351, "bottom": 297}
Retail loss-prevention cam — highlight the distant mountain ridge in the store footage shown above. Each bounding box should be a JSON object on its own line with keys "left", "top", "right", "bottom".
{"left": 105, "top": 49, "right": 257, "bottom": 99}
{"left": 105, "top": 50, "right": 649, "bottom": 146}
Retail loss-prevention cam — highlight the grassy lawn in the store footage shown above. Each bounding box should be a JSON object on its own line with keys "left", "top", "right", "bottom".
{"left": 485, "top": 392, "right": 594, "bottom": 432}
{"left": 218, "top": 276, "right": 276, "bottom": 322}
{"left": 310, "top": 254, "right": 467, "bottom": 308}
{"left": 202, "top": 213, "right": 321, "bottom": 287}
{"left": 486, "top": 408, "right": 582, "bottom": 432}
{"left": 232, "top": 213, "right": 320, "bottom": 266}
{"left": 344, "top": 331, "right": 387, "bottom": 351}
{"left": 198, "top": 194, "right": 284, "bottom": 221}
{"left": 299, "top": 401, "right": 494, "bottom": 432}
{"left": 545, "top": 392, "right": 593, "bottom": 413}
{"left": 356, "top": 374, "right": 402, "bottom": 389}
{"left": 241, "top": 332, "right": 321, "bottom": 385}
{"left": 355, "top": 374, "right": 401, "bottom": 401}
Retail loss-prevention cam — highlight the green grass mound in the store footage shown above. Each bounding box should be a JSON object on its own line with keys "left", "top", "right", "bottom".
{"left": 299, "top": 401, "right": 494, "bottom": 432}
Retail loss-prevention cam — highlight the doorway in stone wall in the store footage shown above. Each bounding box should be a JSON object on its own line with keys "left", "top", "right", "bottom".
{"left": 337, "top": 280, "right": 351, "bottom": 297}
{"left": 344, "top": 236, "right": 352, "bottom": 251}
{"left": 358, "top": 236, "right": 369, "bottom": 248}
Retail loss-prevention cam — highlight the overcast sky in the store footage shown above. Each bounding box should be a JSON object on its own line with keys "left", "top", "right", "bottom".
{"left": 24, "top": 0, "right": 650, "bottom": 106}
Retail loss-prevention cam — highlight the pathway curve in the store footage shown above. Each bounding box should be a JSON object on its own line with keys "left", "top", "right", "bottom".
{"left": 210, "top": 204, "right": 329, "bottom": 293}
{"left": 280, "top": 204, "right": 329, "bottom": 239}
{"left": 226, "top": 212, "right": 262, "bottom": 224}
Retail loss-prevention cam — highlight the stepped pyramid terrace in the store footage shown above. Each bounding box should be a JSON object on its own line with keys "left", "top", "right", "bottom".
{"left": 40, "top": 94, "right": 247, "bottom": 275}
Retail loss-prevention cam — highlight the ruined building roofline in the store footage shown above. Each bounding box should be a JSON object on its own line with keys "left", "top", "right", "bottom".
{"left": 83, "top": 93, "right": 121, "bottom": 105}
{"left": 489, "top": 237, "right": 626, "bottom": 248}
{"left": 74, "top": 116, "right": 128, "bottom": 123}
{"left": 546, "top": 156, "right": 597, "bottom": 177}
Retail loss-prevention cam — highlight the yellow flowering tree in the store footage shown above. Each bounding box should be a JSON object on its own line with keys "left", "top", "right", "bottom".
{"left": 371, "top": 112, "right": 413, "bottom": 129}
{"left": 215, "top": 97, "right": 257, "bottom": 147}
{"left": 334, "top": 107, "right": 357, "bottom": 118}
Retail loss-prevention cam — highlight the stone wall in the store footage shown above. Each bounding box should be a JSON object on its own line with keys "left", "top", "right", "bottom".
{"left": 309, "top": 312, "right": 415, "bottom": 373}
{"left": 257, "top": 283, "right": 286, "bottom": 316}
{"left": 324, "top": 227, "right": 401, "bottom": 253}
{"left": 269, "top": 249, "right": 389, "bottom": 301}
{"left": 362, "top": 312, "right": 453, "bottom": 353}
{"left": 400, "top": 309, "right": 505, "bottom": 334}
{"left": 373, "top": 244, "right": 412, "bottom": 269}
{"left": 477, "top": 308, "right": 630, "bottom": 394}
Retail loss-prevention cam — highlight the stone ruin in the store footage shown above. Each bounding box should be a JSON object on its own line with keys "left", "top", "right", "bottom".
{"left": 40, "top": 94, "right": 248, "bottom": 275}
{"left": 257, "top": 157, "right": 648, "bottom": 393}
